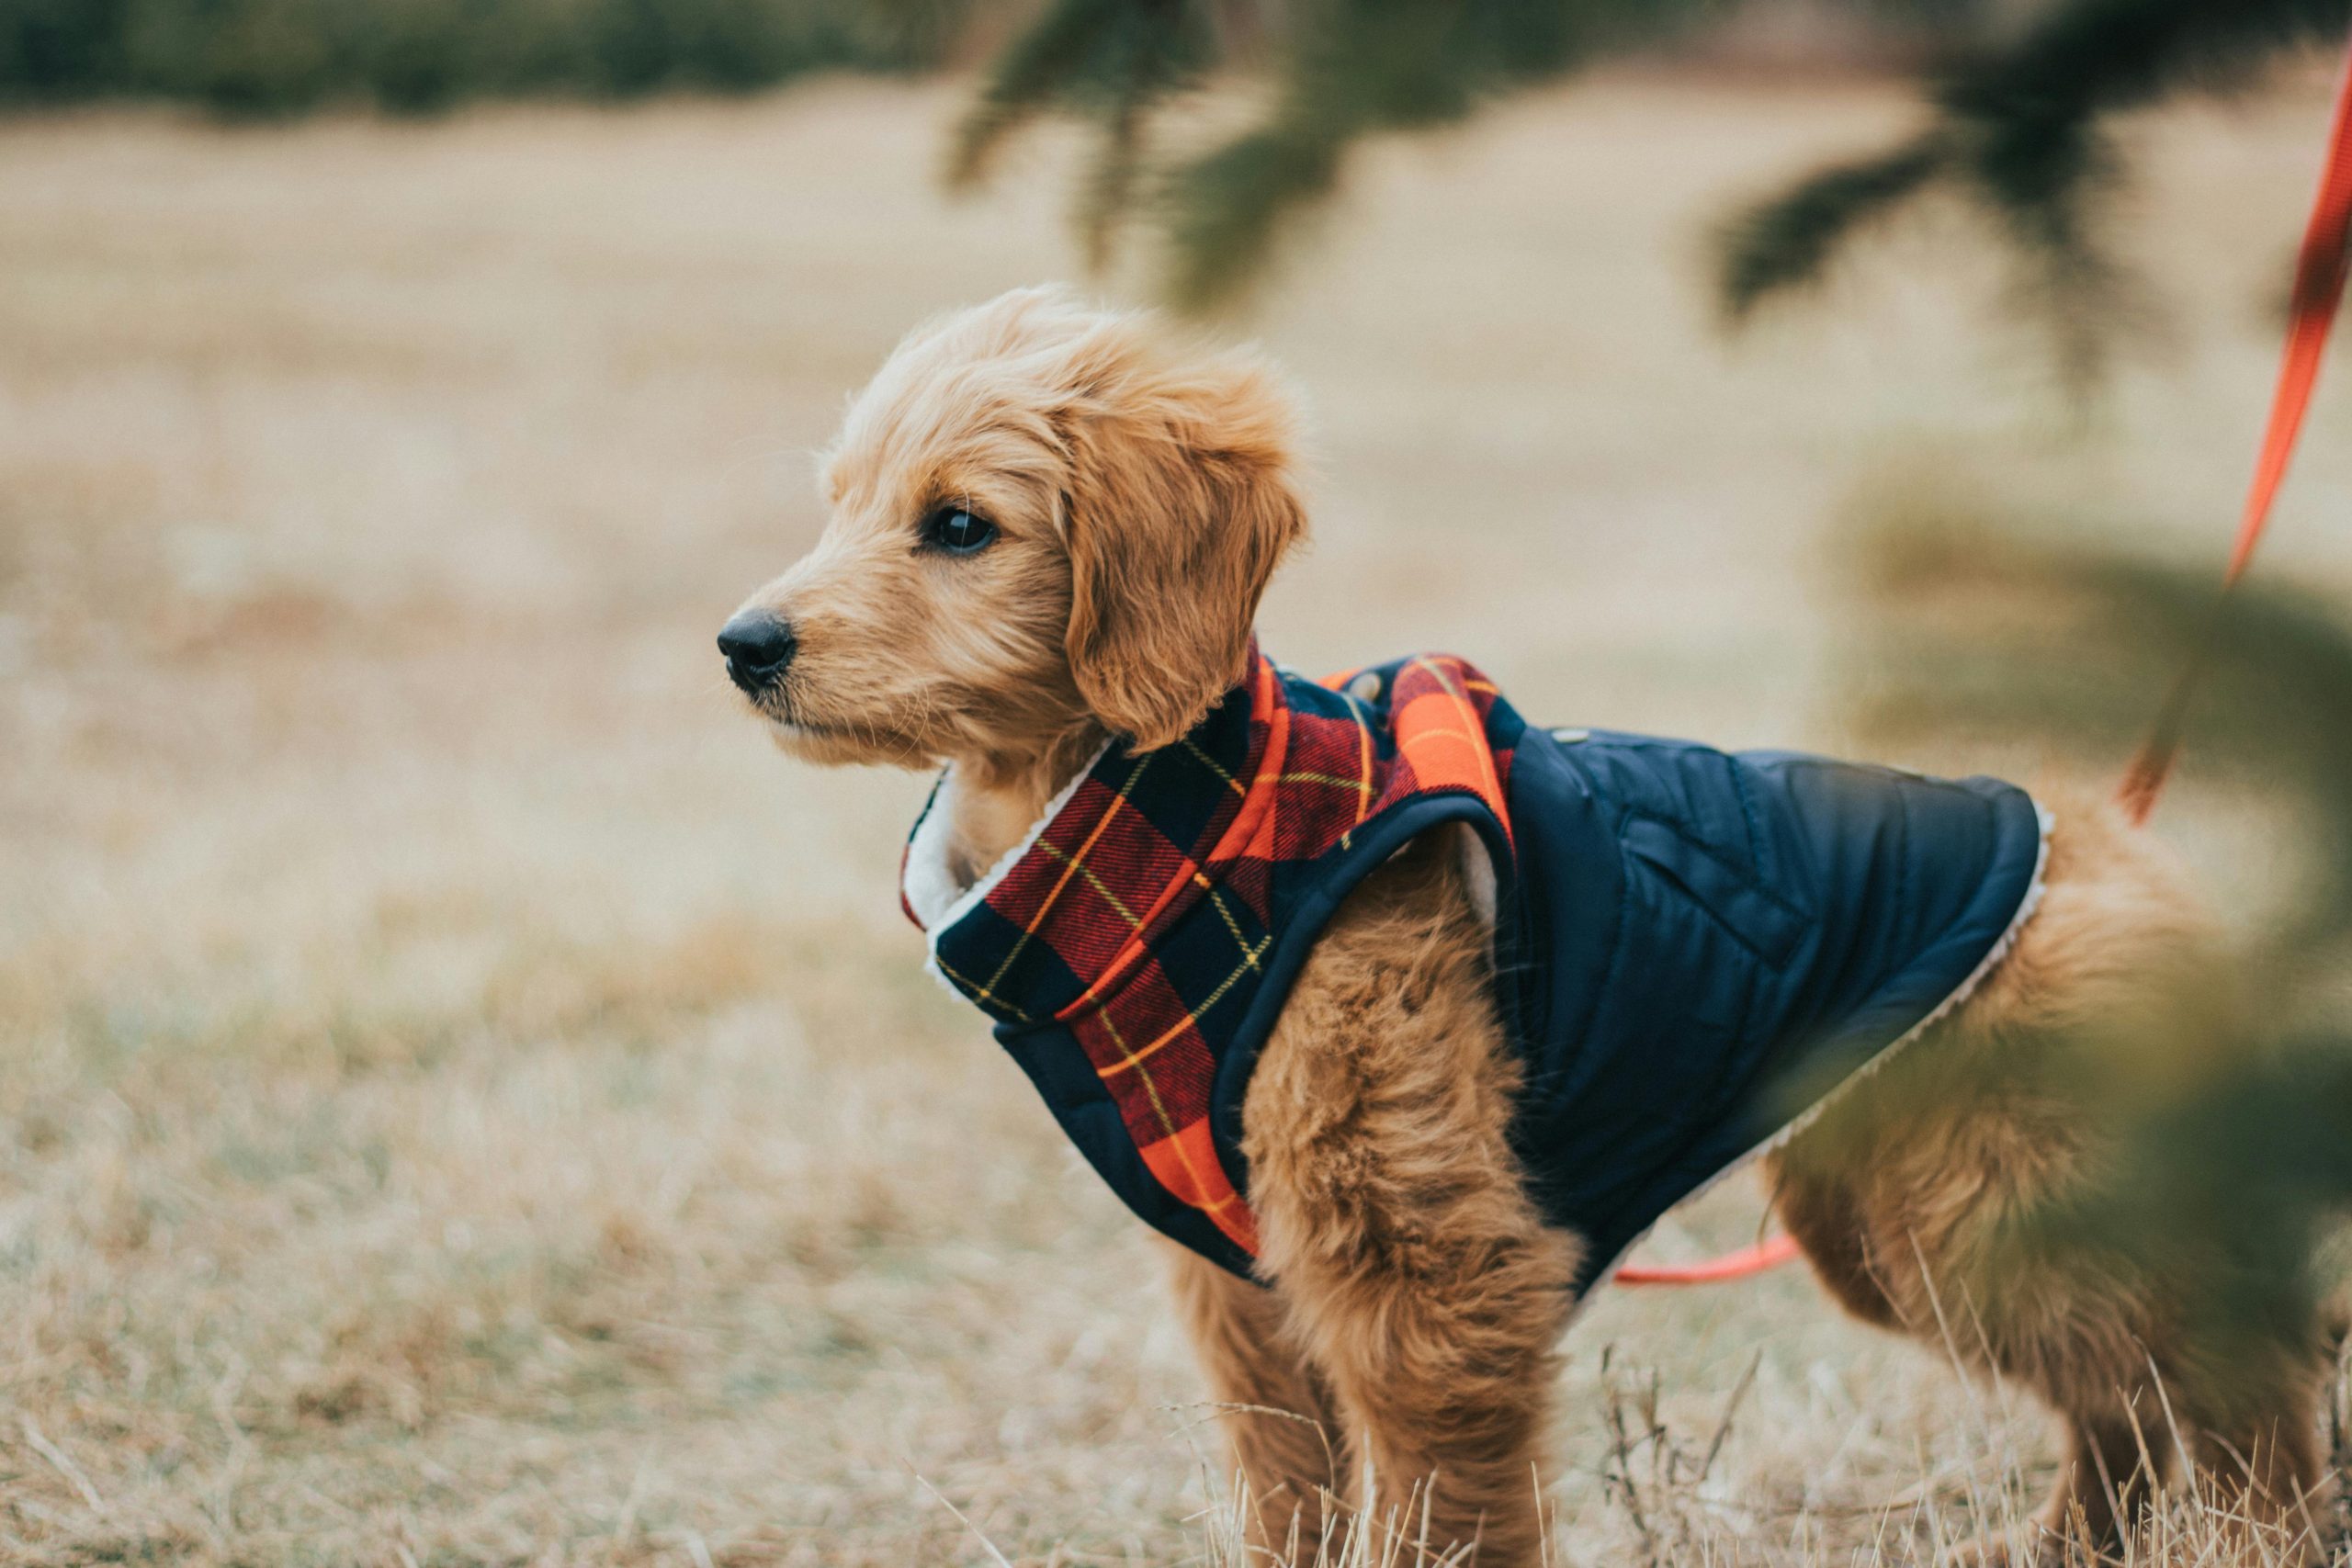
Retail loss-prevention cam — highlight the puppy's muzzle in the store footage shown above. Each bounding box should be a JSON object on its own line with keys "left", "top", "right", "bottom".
{"left": 718, "top": 610, "right": 797, "bottom": 695}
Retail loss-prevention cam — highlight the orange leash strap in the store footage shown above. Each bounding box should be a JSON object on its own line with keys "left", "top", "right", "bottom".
{"left": 2118, "top": 32, "right": 2352, "bottom": 826}
{"left": 1623, "top": 36, "right": 2352, "bottom": 1288}
{"left": 1615, "top": 1232, "right": 1800, "bottom": 1286}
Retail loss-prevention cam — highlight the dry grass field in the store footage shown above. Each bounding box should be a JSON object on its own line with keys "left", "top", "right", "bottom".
{"left": 5, "top": 71, "right": 2352, "bottom": 1566}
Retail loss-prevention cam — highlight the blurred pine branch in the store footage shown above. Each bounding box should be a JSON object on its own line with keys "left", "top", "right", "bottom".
{"left": 1838, "top": 502, "right": 2352, "bottom": 1353}
{"left": 22, "top": 0, "right": 2348, "bottom": 373}
{"left": 1720, "top": 0, "right": 2352, "bottom": 385}
{"left": 955, "top": 0, "right": 2350, "bottom": 367}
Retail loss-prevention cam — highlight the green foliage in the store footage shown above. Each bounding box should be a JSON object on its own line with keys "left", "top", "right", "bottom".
{"left": 1722, "top": 0, "right": 2352, "bottom": 384}
{"left": 958, "top": 0, "right": 2351, "bottom": 350}
{"left": 1841, "top": 507, "right": 2352, "bottom": 1348}
{"left": 0, "top": 1, "right": 135, "bottom": 102}
{"left": 956, "top": 0, "right": 1749, "bottom": 308}
{"left": 949, "top": 0, "right": 1218, "bottom": 272}
{"left": 0, "top": 0, "right": 966, "bottom": 117}
{"left": 1713, "top": 141, "right": 1946, "bottom": 333}
{"left": 1857, "top": 517, "right": 2352, "bottom": 942}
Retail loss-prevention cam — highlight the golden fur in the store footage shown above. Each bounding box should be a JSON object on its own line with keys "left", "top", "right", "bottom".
{"left": 727, "top": 287, "right": 2334, "bottom": 1565}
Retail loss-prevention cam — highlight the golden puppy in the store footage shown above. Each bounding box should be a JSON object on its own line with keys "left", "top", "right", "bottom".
{"left": 720, "top": 287, "right": 2334, "bottom": 1565}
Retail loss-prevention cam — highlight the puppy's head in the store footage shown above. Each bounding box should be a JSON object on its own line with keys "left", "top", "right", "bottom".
{"left": 720, "top": 286, "right": 1306, "bottom": 771}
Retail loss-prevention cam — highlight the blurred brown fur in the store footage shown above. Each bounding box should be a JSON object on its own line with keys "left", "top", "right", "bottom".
{"left": 729, "top": 288, "right": 2335, "bottom": 1566}
{"left": 1774, "top": 784, "right": 2337, "bottom": 1563}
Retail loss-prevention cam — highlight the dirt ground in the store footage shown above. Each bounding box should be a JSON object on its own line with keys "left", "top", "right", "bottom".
{"left": 4, "top": 70, "right": 2350, "bottom": 1566}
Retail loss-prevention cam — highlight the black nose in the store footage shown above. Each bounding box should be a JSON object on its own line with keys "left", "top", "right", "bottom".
{"left": 718, "top": 610, "right": 797, "bottom": 694}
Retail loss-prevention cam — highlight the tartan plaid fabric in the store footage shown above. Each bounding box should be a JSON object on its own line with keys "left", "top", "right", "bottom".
{"left": 903, "top": 645, "right": 1526, "bottom": 1266}
{"left": 901, "top": 643, "right": 2048, "bottom": 1291}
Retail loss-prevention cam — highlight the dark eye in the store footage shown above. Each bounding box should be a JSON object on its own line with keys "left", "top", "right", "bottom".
{"left": 922, "top": 507, "right": 997, "bottom": 555}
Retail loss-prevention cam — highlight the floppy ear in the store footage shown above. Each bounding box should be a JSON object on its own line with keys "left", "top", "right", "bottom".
{"left": 1058, "top": 345, "right": 1307, "bottom": 750}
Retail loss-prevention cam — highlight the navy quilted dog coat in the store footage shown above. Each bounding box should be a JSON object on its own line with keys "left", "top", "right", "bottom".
{"left": 900, "top": 649, "right": 2046, "bottom": 1294}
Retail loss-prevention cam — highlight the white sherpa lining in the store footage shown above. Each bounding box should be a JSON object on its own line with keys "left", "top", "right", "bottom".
{"left": 904, "top": 743, "right": 2054, "bottom": 1303}
{"left": 900, "top": 739, "right": 1116, "bottom": 997}
{"left": 1568, "top": 794, "right": 2057, "bottom": 1316}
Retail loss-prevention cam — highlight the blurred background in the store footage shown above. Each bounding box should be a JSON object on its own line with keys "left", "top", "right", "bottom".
{"left": 5, "top": 1, "right": 2352, "bottom": 1563}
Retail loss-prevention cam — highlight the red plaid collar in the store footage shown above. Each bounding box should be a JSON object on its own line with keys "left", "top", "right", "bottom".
{"left": 899, "top": 644, "right": 1519, "bottom": 1260}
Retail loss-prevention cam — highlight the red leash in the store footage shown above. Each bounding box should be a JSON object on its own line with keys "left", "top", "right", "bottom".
{"left": 1615, "top": 1233, "right": 1800, "bottom": 1286}
{"left": 2119, "top": 33, "right": 2352, "bottom": 826}
{"left": 1622, "top": 36, "right": 2352, "bottom": 1288}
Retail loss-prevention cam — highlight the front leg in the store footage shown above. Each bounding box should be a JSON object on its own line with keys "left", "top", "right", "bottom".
{"left": 1243, "top": 832, "right": 1580, "bottom": 1566}
{"left": 1163, "top": 1244, "right": 1345, "bottom": 1551}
